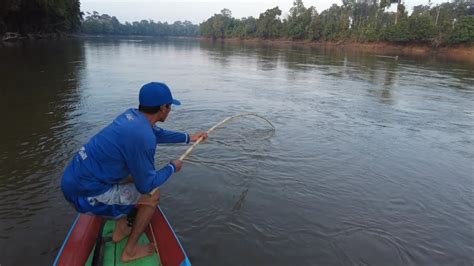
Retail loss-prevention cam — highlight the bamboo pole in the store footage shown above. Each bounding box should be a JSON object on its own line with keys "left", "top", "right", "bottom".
{"left": 148, "top": 223, "right": 162, "bottom": 265}
{"left": 179, "top": 113, "right": 275, "bottom": 161}
{"left": 150, "top": 113, "right": 274, "bottom": 195}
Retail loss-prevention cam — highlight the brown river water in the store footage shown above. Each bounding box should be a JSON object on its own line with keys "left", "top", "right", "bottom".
{"left": 0, "top": 38, "right": 473, "bottom": 265}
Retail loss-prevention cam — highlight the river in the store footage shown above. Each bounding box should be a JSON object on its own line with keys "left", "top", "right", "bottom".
{"left": 0, "top": 38, "right": 472, "bottom": 265}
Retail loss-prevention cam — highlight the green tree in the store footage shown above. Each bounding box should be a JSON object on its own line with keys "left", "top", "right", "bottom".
{"left": 256, "top": 7, "right": 282, "bottom": 38}
{"left": 196, "top": 0, "right": 473, "bottom": 46}
{"left": 320, "top": 4, "right": 350, "bottom": 40}
{"left": 199, "top": 9, "right": 234, "bottom": 39}
{"left": 449, "top": 15, "right": 474, "bottom": 43}
{"left": 307, "top": 10, "right": 324, "bottom": 40}
{"left": 0, "top": 0, "right": 82, "bottom": 35}
{"left": 284, "top": 1, "right": 314, "bottom": 39}
{"left": 384, "top": 15, "right": 436, "bottom": 42}
{"left": 243, "top": 17, "right": 258, "bottom": 37}
{"left": 81, "top": 12, "right": 199, "bottom": 37}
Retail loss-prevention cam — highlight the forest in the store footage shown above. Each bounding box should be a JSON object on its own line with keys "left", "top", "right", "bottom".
{"left": 0, "top": 0, "right": 82, "bottom": 35}
{"left": 200, "top": 0, "right": 474, "bottom": 45}
{"left": 81, "top": 12, "right": 199, "bottom": 37}
{"left": 0, "top": 0, "right": 472, "bottom": 45}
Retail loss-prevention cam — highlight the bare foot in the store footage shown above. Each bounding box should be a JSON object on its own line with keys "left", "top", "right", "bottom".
{"left": 121, "top": 243, "right": 155, "bottom": 262}
{"left": 112, "top": 217, "right": 131, "bottom": 243}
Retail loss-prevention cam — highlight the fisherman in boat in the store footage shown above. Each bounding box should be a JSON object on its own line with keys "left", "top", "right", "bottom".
{"left": 60, "top": 82, "right": 208, "bottom": 262}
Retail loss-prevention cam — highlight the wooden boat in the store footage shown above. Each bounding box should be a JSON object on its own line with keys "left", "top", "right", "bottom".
{"left": 54, "top": 206, "right": 191, "bottom": 266}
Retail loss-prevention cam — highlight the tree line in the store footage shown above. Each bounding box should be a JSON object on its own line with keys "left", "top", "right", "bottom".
{"left": 1, "top": 0, "right": 471, "bottom": 45}
{"left": 81, "top": 12, "right": 199, "bottom": 37}
{"left": 0, "top": 1, "right": 198, "bottom": 38}
{"left": 200, "top": 0, "right": 474, "bottom": 45}
{"left": 0, "top": 0, "right": 82, "bottom": 35}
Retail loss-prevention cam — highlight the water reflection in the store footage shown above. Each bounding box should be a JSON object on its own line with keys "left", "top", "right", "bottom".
{"left": 364, "top": 59, "right": 399, "bottom": 105}
{"left": 254, "top": 46, "right": 279, "bottom": 71}
{"left": 0, "top": 40, "right": 84, "bottom": 263}
{"left": 199, "top": 41, "right": 235, "bottom": 68}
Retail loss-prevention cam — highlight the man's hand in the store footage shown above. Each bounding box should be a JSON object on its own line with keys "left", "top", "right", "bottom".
{"left": 171, "top": 159, "right": 183, "bottom": 172}
{"left": 190, "top": 132, "right": 208, "bottom": 142}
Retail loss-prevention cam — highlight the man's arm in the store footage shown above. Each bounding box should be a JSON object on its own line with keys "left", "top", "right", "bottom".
{"left": 153, "top": 126, "right": 209, "bottom": 144}
{"left": 127, "top": 147, "right": 176, "bottom": 194}
{"left": 153, "top": 126, "right": 189, "bottom": 144}
{"left": 189, "top": 132, "right": 208, "bottom": 142}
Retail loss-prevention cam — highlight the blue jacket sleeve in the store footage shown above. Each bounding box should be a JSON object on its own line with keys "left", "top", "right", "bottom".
{"left": 153, "top": 126, "right": 190, "bottom": 144}
{"left": 127, "top": 147, "right": 176, "bottom": 194}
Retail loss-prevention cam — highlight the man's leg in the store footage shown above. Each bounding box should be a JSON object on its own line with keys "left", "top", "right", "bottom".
{"left": 112, "top": 216, "right": 132, "bottom": 242}
{"left": 83, "top": 182, "right": 142, "bottom": 243}
{"left": 121, "top": 189, "right": 160, "bottom": 262}
{"left": 79, "top": 183, "right": 160, "bottom": 262}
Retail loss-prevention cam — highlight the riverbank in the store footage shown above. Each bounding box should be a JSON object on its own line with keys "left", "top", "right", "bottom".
{"left": 1, "top": 32, "right": 67, "bottom": 42}
{"left": 203, "top": 37, "right": 474, "bottom": 64}
{"left": 3, "top": 33, "right": 472, "bottom": 64}
{"left": 71, "top": 34, "right": 199, "bottom": 40}
{"left": 0, "top": 33, "right": 199, "bottom": 43}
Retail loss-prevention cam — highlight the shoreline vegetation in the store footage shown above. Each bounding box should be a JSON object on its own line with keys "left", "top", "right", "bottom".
{"left": 0, "top": 0, "right": 81, "bottom": 40}
{"left": 1, "top": 0, "right": 473, "bottom": 62}
{"left": 202, "top": 37, "right": 474, "bottom": 63}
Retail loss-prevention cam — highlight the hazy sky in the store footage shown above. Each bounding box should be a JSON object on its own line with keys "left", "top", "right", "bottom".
{"left": 81, "top": 0, "right": 447, "bottom": 24}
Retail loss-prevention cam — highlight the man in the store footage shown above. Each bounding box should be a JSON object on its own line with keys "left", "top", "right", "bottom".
{"left": 61, "top": 82, "right": 208, "bottom": 262}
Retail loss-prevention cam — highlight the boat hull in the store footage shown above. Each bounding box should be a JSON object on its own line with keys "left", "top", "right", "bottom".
{"left": 54, "top": 206, "right": 191, "bottom": 266}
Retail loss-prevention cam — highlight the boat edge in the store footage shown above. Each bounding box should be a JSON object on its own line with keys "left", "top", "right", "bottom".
{"left": 158, "top": 206, "right": 192, "bottom": 266}
{"left": 53, "top": 214, "right": 80, "bottom": 266}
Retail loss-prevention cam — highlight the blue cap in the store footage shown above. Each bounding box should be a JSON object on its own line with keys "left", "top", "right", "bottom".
{"left": 139, "top": 82, "right": 181, "bottom": 107}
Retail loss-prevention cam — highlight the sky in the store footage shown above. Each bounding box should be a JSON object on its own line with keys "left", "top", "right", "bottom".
{"left": 80, "top": 0, "right": 448, "bottom": 24}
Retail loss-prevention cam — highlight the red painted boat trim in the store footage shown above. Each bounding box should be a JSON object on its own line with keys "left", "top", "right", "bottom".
{"left": 54, "top": 207, "right": 190, "bottom": 266}
{"left": 145, "top": 208, "right": 186, "bottom": 266}
{"left": 55, "top": 214, "right": 104, "bottom": 266}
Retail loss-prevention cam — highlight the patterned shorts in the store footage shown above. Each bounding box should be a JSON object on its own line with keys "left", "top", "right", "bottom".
{"left": 77, "top": 183, "right": 142, "bottom": 219}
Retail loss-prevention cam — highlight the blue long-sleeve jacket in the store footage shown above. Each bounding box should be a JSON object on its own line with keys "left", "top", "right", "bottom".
{"left": 61, "top": 108, "right": 189, "bottom": 202}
